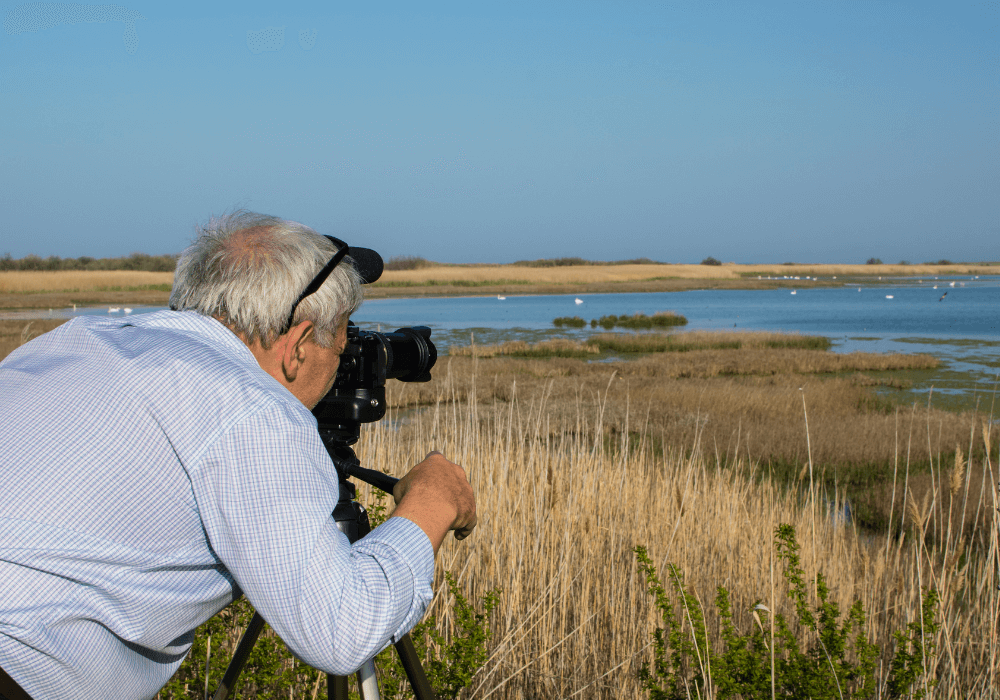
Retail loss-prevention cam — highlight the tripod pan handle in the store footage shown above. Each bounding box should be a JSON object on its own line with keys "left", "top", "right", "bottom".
{"left": 345, "top": 464, "right": 399, "bottom": 495}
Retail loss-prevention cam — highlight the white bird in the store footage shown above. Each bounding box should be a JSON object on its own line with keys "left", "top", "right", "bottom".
{"left": 123, "top": 308, "right": 133, "bottom": 314}
{"left": 790, "top": 290, "right": 797, "bottom": 295}
{"left": 575, "top": 298, "right": 583, "bottom": 304}
{"left": 885, "top": 295, "right": 894, "bottom": 299}
{"left": 950, "top": 281, "right": 956, "bottom": 287}
{"left": 497, "top": 295, "right": 506, "bottom": 301}
{"left": 857, "top": 288, "right": 861, "bottom": 292}
{"left": 108, "top": 307, "right": 120, "bottom": 313}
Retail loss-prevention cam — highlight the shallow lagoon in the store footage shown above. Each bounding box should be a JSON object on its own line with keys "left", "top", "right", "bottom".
{"left": 5, "top": 276, "right": 998, "bottom": 411}
{"left": 353, "top": 278, "right": 999, "bottom": 412}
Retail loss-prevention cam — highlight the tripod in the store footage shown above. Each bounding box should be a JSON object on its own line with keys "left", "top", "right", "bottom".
{"left": 211, "top": 432, "right": 438, "bottom": 700}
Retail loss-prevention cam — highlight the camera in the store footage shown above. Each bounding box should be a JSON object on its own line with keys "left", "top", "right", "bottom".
{"left": 312, "top": 323, "right": 437, "bottom": 445}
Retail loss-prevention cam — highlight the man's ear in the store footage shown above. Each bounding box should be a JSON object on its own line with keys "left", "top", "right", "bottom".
{"left": 279, "top": 321, "right": 315, "bottom": 382}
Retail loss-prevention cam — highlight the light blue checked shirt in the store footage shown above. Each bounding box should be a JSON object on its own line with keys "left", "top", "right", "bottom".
{"left": 0, "top": 310, "right": 434, "bottom": 700}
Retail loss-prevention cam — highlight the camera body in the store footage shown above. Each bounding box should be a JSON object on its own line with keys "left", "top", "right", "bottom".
{"left": 312, "top": 323, "right": 436, "bottom": 445}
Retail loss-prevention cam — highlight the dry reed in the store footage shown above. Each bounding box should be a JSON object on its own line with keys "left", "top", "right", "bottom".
{"left": 0, "top": 270, "right": 174, "bottom": 293}
{"left": 449, "top": 338, "right": 600, "bottom": 359}
{"left": 0, "top": 320, "right": 67, "bottom": 359}
{"left": 354, "top": 362, "right": 999, "bottom": 698}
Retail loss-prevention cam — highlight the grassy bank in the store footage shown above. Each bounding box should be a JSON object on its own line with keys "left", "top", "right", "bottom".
{"left": 5, "top": 321, "right": 996, "bottom": 697}
{"left": 364, "top": 367, "right": 995, "bottom": 698}
{"left": 161, "top": 362, "right": 1000, "bottom": 698}
{"left": 0, "top": 270, "right": 175, "bottom": 310}
{"left": 427, "top": 331, "right": 985, "bottom": 540}
{"left": 5, "top": 263, "right": 997, "bottom": 309}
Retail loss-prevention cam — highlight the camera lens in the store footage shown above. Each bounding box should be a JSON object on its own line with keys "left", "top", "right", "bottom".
{"left": 380, "top": 326, "right": 436, "bottom": 382}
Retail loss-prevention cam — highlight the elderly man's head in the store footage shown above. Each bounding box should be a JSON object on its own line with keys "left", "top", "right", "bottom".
{"left": 170, "top": 211, "right": 365, "bottom": 349}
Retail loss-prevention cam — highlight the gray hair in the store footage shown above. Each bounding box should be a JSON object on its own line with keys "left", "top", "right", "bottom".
{"left": 169, "top": 210, "right": 364, "bottom": 348}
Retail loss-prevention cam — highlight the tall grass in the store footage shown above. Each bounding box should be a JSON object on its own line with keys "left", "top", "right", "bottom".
{"left": 354, "top": 365, "right": 999, "bottom": 698}
{"left": 0, "top": 320, "right": 66, "bottom": 358}
{"left": 449, "top": 338, "right": 600, "bottom": 359}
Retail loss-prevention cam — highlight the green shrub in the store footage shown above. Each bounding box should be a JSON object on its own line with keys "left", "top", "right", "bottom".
{"left": 635, "top": 523, "right": 937, "bottom": 699}
{"left": 593, "top": 312, "right": 688, "bottom": 330}
{"left": 553, "top": 316, "right": 586, "bottom": 328}
{"left": 701, "top": 256, "right": 722, "bottom": 266}
{"left": 375, "top": 572, "right": 500, "bottom": 699}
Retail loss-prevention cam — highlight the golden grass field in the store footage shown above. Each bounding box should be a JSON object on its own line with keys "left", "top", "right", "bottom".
{"left": 0, "top": 270, "right": 174, "bottom": 293}
{"left": 3, "top": 263, "right": 996, "bottom": 309}
{"left": 146, "top": 340, "right": 998, "bottom": 698}
{"left": 4, "top": 286, "right": 998, "bottom": 698}
{"left": 349, "top": 360, "right": 997, "bottom": 699}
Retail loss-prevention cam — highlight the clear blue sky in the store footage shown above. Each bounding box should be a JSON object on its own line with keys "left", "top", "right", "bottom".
{"left": 1, "top": 1, "right": 996, "bottom": 264}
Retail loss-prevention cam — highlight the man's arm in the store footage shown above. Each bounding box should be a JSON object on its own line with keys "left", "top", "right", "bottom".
{"left": 390, "top": 451, "right": 477, "bottom": 554}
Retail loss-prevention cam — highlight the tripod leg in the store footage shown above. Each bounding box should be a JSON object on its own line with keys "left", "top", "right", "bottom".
{"left": 395, "top": 634, "right": 438, "bottom": 700}
{"left": 356, "top": 659, "right": 380, "bottom": 699}
{"left": 328, "top": 673, "right": 349, "bottom": 700}
{"left": 212, "top": 612, "right": 266, "bottom": 700}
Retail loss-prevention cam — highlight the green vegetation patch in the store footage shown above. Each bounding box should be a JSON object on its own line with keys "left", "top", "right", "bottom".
{"left": 552, "top": 316, "right": 587, "bottom": 328}
{"left": 591, "top": 311, "right": 688, "bottom": 330}
{"left": 635, "top": 525, "right": 939, "bottom": 700}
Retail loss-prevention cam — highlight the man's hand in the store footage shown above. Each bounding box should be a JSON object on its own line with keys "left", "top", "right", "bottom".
{"left": 390, "top": 451, "right": 477, "bottom": 554}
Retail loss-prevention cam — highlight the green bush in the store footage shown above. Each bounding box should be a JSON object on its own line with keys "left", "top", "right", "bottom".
{"left": 553, "top": 316, "right": 587, "bottom": 328}
{"left": 635, "top": 523, "right": 938, "bottom": 700}
{"left": 701, "top": 256, "right": 722, "bottom": 266}
{"left": 594, "top": 312, "right": 688, "bottom": 330}
{"left": 374, "top": 572, "right": 500, "bottom": 700}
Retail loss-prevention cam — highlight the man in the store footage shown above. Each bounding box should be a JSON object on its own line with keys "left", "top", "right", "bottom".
{"left": 0, "top": 211, "right": 476, "bottom": 700}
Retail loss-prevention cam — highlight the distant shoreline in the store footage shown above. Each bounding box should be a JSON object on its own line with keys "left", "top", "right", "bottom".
{"left": 2, "top": 263, "right": 996, "bottom": 311}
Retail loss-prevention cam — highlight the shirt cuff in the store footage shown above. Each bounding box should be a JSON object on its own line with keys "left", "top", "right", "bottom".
{"left": 357, "top": 516, "right": 436, "bottom": 641}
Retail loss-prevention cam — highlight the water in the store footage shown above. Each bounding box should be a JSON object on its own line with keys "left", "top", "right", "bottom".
{"left": 350, "top": 278, "right": 1000, "bottom": 410}
{"left": 5, "top": 276, "right": 999, "bottom": 408}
